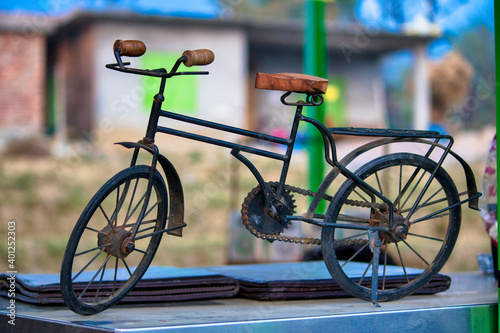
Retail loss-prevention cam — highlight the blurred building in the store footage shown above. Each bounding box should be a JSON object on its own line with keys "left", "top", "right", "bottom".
{"left": 0, "top": 15, "right": 55, "bottom": 140}
{"left": 0, "top": 1, "right": 436, "bottom": 143}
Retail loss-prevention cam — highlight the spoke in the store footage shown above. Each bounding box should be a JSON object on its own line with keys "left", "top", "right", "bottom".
{"left": 401, "top": 196, "right": 449, "bottom": 214}
{"left": 353, "top": 189, "right": 370, "bottom": 203}
{"left": 114, "top": 184, "right": 120, "bottom": 227}
{"left": 136, "top": 225, "right": 156, "bottom": 235}
{"left": 85, "top": 226, "right": 106, "bottom": 234}
{"left": 411, "top": 212, "right": 450, "bottom": 224}
{"left": 124, "top": 191, "right": 147, "bottom": 225}
{"left": 109, "top": 183, "right": 130, "bottom": 228}
{"left": 113, "top": 257, "right": 118, "bottom": 293}
{"left": 375, "top": 172, "right": 383, "bottom": 196}
{"left": 94, "top": 255, "right": 110, "bottom": 301}
{"left": 125, "top": 178, "right": 140, "bottom": 224}
{"left": 335, "top": 232, "right": 368, "bottom": 242}
{"left": 404, "top": 186, "right": 444, "bottom": 216}
{"left": 402, "top": 239, "right": 430, "bottom": 267}
{"left": 398, "top": 165, "right": 402, "bottom": 211}
{"left": 72, "top": 248, "right": 106, "bottom": 282}
{"left": 411, "top": 206, "right": 453, "bottom": 224}
{"left": 99, "top": 204, "right": 114, "bottom": 229}
{"left": 358, "top": 258, "right": 373, "bottom": 285}
{"left": 75, "top": 243, "right": 111, "bottom": 257}
{"left": 143, "top": 201, "right": 159, "bottom": 220}
{"left": 125, "top": 219, "right": 157, "bottom": 228}
{"left": 340, "top": 242, "right": 369, "bottom": 269}
{"left": 407, "top": 232, "right": 444, "bottom": 242}
{"left": 134, "top": 228, "right": 165, "bottom": 240}
{"left": 395, "top": 242, "right": 409, "bottom": 283}
{"left": 420, "top": 187, "right": 444, "bottom": 208}
{"left": 78, "top": 254, "right": 112, "bottom": 301}
{"left": 122, "top": 259, "right": 132, "bottom": 277}
{"left": 134, "top": 248, "right": 148, "bottom": 254}
{"left": 352, "top": 189, "right": 384, "bottom": 217}
{"left": 399, "top": 169, "right": 426, "bottom": 212}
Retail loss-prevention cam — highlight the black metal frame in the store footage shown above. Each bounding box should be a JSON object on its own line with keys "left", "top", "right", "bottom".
{"left": 58, "top": 51, "right": 482, "bottom": 311}
{"left": 106, "top": 54, "right": 480, "bottom": 233}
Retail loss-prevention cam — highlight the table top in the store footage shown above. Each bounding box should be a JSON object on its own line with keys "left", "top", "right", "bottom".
{"left": 0, "top": 271, "right": 497, "bottom": 332}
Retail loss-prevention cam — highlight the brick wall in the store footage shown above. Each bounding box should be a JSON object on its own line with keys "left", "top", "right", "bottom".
{"left": 0, "top": 32, "right": 46, "bottom": 136}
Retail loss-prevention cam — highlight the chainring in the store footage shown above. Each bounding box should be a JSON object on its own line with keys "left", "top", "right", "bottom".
{"left": 241, "top": 181, "right": 385, "bottom": 245}
{"left": 243, "top": 182, "right": 296, "bottom": 236}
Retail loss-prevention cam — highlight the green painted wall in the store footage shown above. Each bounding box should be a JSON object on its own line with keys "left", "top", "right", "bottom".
{"left": 141, "top": 51, "right": 198, "bottom": 115}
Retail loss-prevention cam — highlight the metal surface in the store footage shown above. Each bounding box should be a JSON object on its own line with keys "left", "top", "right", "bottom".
{"left": 2, "top": 271, "right": 497, "bottom": 332}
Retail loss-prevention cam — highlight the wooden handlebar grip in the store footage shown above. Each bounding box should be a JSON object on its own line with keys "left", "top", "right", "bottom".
{"left": 182, "top": 49, "right": 215, "bottom": 67}
{"left": 113, "top": 39, "right": 146, "bottom": 57}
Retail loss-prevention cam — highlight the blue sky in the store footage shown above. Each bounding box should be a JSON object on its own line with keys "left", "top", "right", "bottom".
{"left": 0, "top": 0, "right": 221, "bottom": 18}
{"left": 1, "top": 0, "right": 493, "bottom": 34}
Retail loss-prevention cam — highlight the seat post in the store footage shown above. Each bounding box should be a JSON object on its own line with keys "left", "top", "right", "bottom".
{"left": 278, "top": 103, "right": 304, "bottom": 194}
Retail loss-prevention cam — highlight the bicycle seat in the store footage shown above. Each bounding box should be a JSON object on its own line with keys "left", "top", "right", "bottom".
{"left": 255, "top": 72, "right": 328, "bottom": 94}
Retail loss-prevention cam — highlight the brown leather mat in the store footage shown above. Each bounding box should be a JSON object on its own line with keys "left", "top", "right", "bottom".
{"left": 204, "top": 261, "right": 451, "bottom": 300}
{"left": 0, "top": 262, "right": 451, "bottom": 305}
{"left": 0, "top": 266, "right": 239, "bottom": 305}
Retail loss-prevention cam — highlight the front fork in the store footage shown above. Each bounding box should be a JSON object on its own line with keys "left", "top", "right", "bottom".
{"left": 116, "top": 140, "right": 160, "bottom": 239}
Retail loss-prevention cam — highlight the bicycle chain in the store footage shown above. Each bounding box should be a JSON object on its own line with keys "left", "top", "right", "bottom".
{"left": 240, "top": 181, "right": 386, "bottom": 246}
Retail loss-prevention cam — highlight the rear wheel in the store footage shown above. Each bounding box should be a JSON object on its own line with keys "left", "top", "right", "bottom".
{"left": 322, "top": 153, "right": 461, "bottom": 302}
{"left": 60, "top": 165, "right": 168, "bottom": 315}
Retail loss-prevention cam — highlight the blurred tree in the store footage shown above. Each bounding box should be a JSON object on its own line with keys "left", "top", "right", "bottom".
{"left": 450, "top": 25, "right": 496, "bottom": 129}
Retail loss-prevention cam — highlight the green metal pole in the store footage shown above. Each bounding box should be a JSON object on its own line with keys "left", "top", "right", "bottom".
{"left": 304, "top": 0, "right": 327, "bottom": 212}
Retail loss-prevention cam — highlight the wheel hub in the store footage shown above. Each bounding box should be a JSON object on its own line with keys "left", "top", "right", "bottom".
{"left": 370, "top": 208, "right": 409, "bottom": 243}
{"left": 98, "top": 225, "right": 134, "bottom": 259}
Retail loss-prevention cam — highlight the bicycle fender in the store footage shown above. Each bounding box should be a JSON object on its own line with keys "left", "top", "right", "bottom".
{"left": 306, "top": 137, "right": 480, "bottom": 218}
{"left": 116, "top": 141, "right": 185, "bottom": 237}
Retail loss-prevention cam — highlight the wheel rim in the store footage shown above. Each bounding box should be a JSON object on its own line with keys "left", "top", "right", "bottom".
{"left": 61, "top": 167, "right": 167, "bottom": 312}
{"left": 322, "top": 153, "right": 461, "bottom": 301}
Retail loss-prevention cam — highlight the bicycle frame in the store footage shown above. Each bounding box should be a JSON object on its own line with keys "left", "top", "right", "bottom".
{"left": 146, "top": 75, "right": 314, "bottom": 218}
{"left": 60, "top": 41, "right": 486, "bottom": 316}
{"left": 108, "top": 54, "right": 481, "bottom": 236}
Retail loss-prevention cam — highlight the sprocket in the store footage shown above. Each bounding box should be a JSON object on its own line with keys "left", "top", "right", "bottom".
{"left": 243, "top": 182, "right": 296, "bottom": 238}
{"left": 240, "top": 181, "right": 382, "bottom": 245}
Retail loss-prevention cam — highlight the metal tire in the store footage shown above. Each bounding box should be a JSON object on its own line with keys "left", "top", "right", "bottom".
{"left": 321, "top": 153, "right": 461, "bottom": 302}
{"left": 60, "top": 165, "right": 168, "bottom": 315}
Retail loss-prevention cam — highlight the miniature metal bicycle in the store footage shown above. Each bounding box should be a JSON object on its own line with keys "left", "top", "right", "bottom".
{"left": 60, "top": 40, "right": 481, "bottom": 315}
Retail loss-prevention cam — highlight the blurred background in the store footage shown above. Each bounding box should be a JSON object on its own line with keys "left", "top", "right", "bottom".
{"left": 0, "top": 0, "right": 495, "bottom": 273}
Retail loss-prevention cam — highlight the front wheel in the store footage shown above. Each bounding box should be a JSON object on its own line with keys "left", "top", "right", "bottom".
{"left": 60, "top": 165, "right": 168, "bottom": 315}
{"left": 321, "top": 153, "right": 461, "bottom": 302}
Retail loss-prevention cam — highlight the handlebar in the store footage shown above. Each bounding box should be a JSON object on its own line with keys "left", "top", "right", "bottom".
{"left": 182, "top": 49, "right": 215, "bottom": 67}
{"left": 113, "top": 39, "right": 146, "bottom": 57}
{"left": 107, "top": 39, "right": 214, "bottom": 78}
